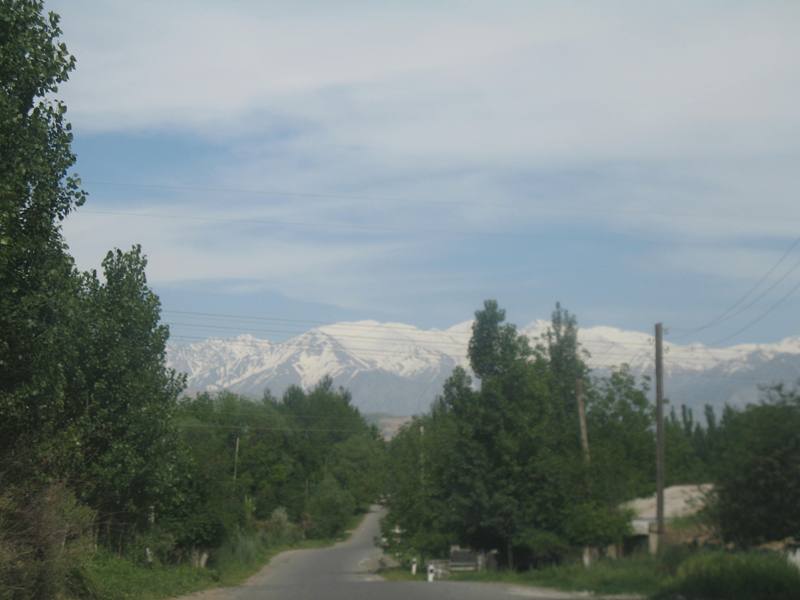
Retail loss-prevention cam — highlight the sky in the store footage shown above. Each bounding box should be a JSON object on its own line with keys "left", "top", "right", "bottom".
{"left": 50, "top": 0, "right": 800, "bottom": 346}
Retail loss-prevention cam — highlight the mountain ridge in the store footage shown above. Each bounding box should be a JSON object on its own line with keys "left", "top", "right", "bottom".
{"left": 166, "top": 319, "right": 800, "bottom": 415}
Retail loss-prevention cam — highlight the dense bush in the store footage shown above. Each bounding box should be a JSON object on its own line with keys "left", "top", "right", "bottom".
{"left": 0, "top": 483, "right": 95, "bottom": 600}
{"left": 306, "top": 475, "right": 356, "bottom": 539}
{"left": 709, "top": 388, "right": 800, "bottom": 546}
{"left": 656, "top": 551, "right": 800, "bottom": 600}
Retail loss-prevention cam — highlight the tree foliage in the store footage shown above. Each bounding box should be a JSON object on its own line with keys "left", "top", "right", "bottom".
{"left": 0, "top": 0, "right": 86, "bottom": 476}
{"left": 709, "top": 386, "right": 800, "bottom": 547}
{"left": 171, "top": 381, "right": 385, "bottom": 552}
{"left": 386, "top": 301, "right": 640, "bottom": 568}
{"left": 1, "top": 5, "right": 388, "bottom": 596}
{"left": 387, "top": 299, "right": 800, "bottom": 567}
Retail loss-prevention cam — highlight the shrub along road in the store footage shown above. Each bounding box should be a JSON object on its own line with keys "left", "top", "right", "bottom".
{"left": 173, "top": 507, "right": 640, "bottom": 600}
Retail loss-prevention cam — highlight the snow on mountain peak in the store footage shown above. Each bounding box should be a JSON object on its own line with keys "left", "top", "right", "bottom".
{"left": 167, "top": 318, "right": 800, "bottom": 415}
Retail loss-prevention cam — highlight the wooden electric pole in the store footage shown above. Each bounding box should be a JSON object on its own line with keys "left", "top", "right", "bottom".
{"left": 576, "top": 376, "right": 594, "bottom": 568}
{"left": 655, "top": 323, "right": 665, "bottom": 544}
{"left": 419, "top": 424, "right": 425, "bottom": 487}
{"left": 576, "top": 378, "right": 590, "bottom": 465}
{"left": 233, "top": 434, "right": 240, "bottom": 482}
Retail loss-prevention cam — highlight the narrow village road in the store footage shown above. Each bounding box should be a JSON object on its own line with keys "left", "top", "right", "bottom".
{"left": 176, "top": 507, "right": 637, "bottom": 600}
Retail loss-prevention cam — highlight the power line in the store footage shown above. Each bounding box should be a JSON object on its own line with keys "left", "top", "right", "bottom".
{"left": 168, "top": 334, "right": 467, "bottom": 359}
{"left": 670, "top": 234, "right": 800, "bottom": 339}
{"left": 164, "top": 309, "right": 355, "bottom": 328}
{"left": 167, "top": 338, "right": 666, "bottom": 374}
{"left": 586, "top": 364, "right": 794, "bottom": 384}
{"left": 84, "top": 179, "right": 410, "bottom": 204}
{"left": 161, "top": 309, "right": 656, "bottom": 347}
{"left": 167, "top": 320, "right": 655, "bottom": 353}
{"left": 79, "top": 207, "right": 541, "bottom": 239}
{"left": 82, "top": 209, "right": 394, "bottom": 235}
{"left": 176, "top": 423, "right": 370, "bottom": 433}
{"left": 83, "top": 180, "right": 800, "bottom": 224}
{"left": 165, "top": 321, "right": 470, "bottom": 349}
{"left": 168, "top": 333, "right": 657, "bottom": 360}
{"left": 710, "top": 277, "right": 800, "bottom": 346}
{"left": 710, "top": 253, "right": 800, "bottom": 330}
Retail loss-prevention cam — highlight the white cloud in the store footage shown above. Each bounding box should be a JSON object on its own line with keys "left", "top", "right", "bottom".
{"left": 52, "top": 1, "right": 799, "bottom": 161}
{"left": 62, "top": 206, "right": 416, "bottom": 308}
{"left": 48, "top": 0, "right": 800, "bottom": 332}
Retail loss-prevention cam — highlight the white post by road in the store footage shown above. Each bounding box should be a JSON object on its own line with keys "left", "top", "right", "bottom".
{"left": 411, "top": 558, "right": 417, "bottom": 575}
{"left": 427, "top": 564, "right": 435, "bottom": 582}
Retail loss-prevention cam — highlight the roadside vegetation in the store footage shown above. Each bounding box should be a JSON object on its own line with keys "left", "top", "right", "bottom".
{"left": 82, "top": 514, "right": 364, "bottom": 600}
{"left": 383, "top": 299, "right": 715, "bottom": 567}
{"left": 381, "top": 554, "right": 664, "bottom": 595}
{"left": 0, "top": 3, "right": 384, "bottom": 598}
{"left": 383, "top": 547, "right": 800, "bottom": 599}
{"left": 382, "top": 299, "right": 800, "bottom": 598}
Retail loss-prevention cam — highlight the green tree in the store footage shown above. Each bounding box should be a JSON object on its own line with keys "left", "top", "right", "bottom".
{"left": 468, "top": 299, "right": 530, "bottom": 379}
{"left": 0, "top": 0, "right": 86, "bottom": 477}
{"left": 542, "top": 302, "right": 588, "bottom": 445}
{"left": 71, "top": 247, "right": 186, "bottom": 543}
{"left": 710, "top": 386, "right": 800, "bottom": 546}
{"left": 330, "top": 433, "right": 386, "bottom": 511}
{"left": 587, "top": 367, "right": 654, "bottom": 503}
{"left": 433, "top": 301, "right": 581, "bottom": 567}
{"left": 306, "top": 474, "right": 355, "bottom": 539}
{"left": 664, "top": 406, "right": 708, "bottom": 485}
{"left": 386, "top": 300, "right": 646, "bottom": 569}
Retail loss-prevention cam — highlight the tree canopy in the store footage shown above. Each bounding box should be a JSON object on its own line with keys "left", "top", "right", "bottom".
{"left": 386, "top": 301, "right": 645, "bottom": 568}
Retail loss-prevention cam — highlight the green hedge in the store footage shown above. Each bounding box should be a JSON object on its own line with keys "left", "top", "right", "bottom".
{"left": 655, "top": 551, "right": 800, "bottom": 600}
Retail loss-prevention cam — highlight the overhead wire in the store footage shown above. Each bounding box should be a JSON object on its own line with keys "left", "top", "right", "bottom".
{"left": 164, "top": 309, "right": 383, "bottom": 329}
{"left": 167, "top": 333, "right": 656, "bottom": 360}
{"left": 176, "top": 423, "right": 371, "bottom": 433}
{"left": 79, "top": 207, "right": 549, "bottom": 239}
{"left": 165, "top": 320, "right": 471, "bottom": 349}
{"left": 83, "top": 179, "right": 798, "bottom": 223}
{"left": 710, "top": 277, "right": 800, "bottom": 346}
{"left": 166, "top": 322, "right": 657, "bottom": 354}
{"left": 77, "top": 182, "right": 800, "bottom": 386}
{"left": 669, "top": 234, "right": 800, "bottom": 341}
{"left": 84, "top": 179, "right": 411, "bottom": 204}
{"left": 161, "top": 309, "right": 655, "bottom": 347}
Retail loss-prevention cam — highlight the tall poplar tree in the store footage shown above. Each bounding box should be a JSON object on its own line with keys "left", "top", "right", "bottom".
{"left": 0, "top": 0, "right": 86, "bottom": 474}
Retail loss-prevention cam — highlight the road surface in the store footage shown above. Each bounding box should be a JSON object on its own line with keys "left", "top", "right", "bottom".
{"left": 176, "top": 507, "right": 637, "bottom": 600}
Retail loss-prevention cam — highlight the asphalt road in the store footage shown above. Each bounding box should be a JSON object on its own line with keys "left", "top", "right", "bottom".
{"left": 177, "top": 507, "right": 632, "bottom": 600}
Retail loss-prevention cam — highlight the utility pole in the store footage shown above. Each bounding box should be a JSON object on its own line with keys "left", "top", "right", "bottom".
{"left": 233, "top": 434, "right": 240, "bottom": 482}
{"left": 419, "top": 424, "right": 425, "bottom": 487}
{"left": 576, "top": 378, "right": 590, "bottom": 465}
{"left": 576, "top": 376, "right": 594, "bottom": 568}
{"left": 655, "top": 323, "right": 665, "bottom": 548}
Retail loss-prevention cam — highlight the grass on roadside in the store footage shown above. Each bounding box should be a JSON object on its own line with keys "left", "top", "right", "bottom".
{"left": 654, "top": 551, "right": 800, "bottom": 600}
{"left": 83, "top": 511, "right": 368, "bottom": 600}
{"left": 382, "top": 548, "right": 800, "bottom": 600}
{"left": 378, "top": 558, "right": 662, "bottom": 595}
{"left": 453, "top": 554, "right": 664, "bottom": 597}
{"left": 81, "top": 550, "right": 218, "bottom": 600}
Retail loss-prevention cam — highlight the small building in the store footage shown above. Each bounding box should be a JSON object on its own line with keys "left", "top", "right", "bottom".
{"left": 449, "top": 546, "right": 480, "bottom": 572}
{"left": 621, "top": 484, "right": 712, "bottom": 554}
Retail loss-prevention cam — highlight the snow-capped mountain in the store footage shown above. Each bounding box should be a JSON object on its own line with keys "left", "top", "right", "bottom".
{"left": 167, "top": 320, "right": 800, "bottom": 416}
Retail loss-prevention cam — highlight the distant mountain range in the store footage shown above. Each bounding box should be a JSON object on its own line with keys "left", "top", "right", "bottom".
{"left": 166, "top": 320, "right": 800, "bottom": 416}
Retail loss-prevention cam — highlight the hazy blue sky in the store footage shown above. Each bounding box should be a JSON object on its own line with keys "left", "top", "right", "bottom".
{"left": 50, "top": 1, "right": 800, "bottom": 345}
